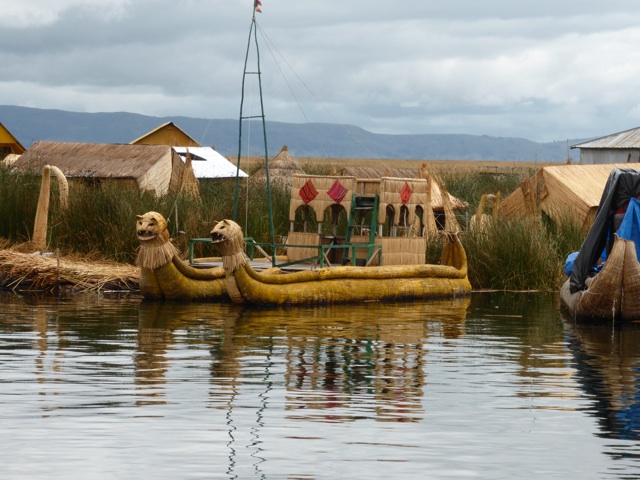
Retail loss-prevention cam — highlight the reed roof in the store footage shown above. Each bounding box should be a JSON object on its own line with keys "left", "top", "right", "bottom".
{"left": 252, "top": 145, "right": 305, "bottom": 180}
{"left": 338, "top": 166, "right": 418, "bottom": 179}
{"left": 501, "top": 163, "right": 640, "bottom": 230}
{"left": 14, "top": 141, "right": 177, "bottom": 179}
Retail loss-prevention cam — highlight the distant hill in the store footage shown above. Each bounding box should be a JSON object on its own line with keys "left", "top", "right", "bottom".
{"left": 0, "top": 105, "right": 585, "bottom": 162}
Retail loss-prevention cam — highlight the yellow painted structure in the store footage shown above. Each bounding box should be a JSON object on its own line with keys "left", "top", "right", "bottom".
{"left": 130, "top": 121, "right": 200, "bottom": 147}
{"left": 0, "top": 122, "right": 26, "bottom": 157}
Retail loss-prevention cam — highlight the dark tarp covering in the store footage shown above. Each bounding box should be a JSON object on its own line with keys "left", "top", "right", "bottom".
{"left": 570, "top": 168, "right": 640, "bottom": 293}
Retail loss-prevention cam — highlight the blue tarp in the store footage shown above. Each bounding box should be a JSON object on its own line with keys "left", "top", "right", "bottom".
{"left": 616, "top": 197, "right": 640, "bottom": 260}
{"left": 564, "top": 198, "right": 640, "bottom": 277}
{"left": 570, "top": 169, "right": 640, "bottom": 293}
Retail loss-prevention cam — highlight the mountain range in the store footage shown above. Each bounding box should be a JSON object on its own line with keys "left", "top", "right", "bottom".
{"left": 0, "top": 105, "right": 586, "bottom": 162}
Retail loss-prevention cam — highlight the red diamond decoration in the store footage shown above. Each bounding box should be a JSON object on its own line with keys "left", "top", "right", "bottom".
{"left": 400, "top": 182, "right": 412, "bottom": 205}
{"left": 299, "top": 179, "right": 318, "bottom": 204}
{"left": 327, "top": 179, "right": 348, "bottom": 204}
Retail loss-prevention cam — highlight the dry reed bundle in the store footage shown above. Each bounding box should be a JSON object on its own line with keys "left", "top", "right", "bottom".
{"left": 432, "top": 174, "right": 461, "bottom": 233}
{"left": 423, "top": 174, "right": 439, "bottom": 237}
{"left": 32, "top": 165, "right": 52, "bottom": 250}
{"left": 32, "top": 165, "right": 70, "bottom": 251}
{"left": 0, "top": 248, "right": 139, "bottom": 294}
{"left": 470, "top": 193, "right": 501, "bottom": 234}
{"left": 179, "top": 152, "right": 201, "bottom": 198}
{"left": 51, "top": 165, "right": 69, "bottom": 208}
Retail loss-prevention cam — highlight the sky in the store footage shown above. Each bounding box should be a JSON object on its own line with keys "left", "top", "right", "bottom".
{"left": 2, "top": 1, "right": 640, "bottom": 143}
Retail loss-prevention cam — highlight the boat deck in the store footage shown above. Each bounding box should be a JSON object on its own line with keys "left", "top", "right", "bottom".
{"left": 191, "top": 259, "right": 325, "bottom": 272}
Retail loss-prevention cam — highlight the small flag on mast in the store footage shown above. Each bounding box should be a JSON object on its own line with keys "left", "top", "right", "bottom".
{"left": 254, "top": 0, "right": 262, "bottom": 12}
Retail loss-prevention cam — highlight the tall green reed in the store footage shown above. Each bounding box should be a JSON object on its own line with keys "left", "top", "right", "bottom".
{"left": 462, "top": 216, "right": 574, "bottom": 291}
{"left": 0, "top": 165, "right": 40, "bottom": 242}
{"left": 0, "top": 165, "right": 586, "bottom": 291}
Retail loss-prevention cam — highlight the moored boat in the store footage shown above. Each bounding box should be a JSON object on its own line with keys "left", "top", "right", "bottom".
{"left": 210, "top": 218, "right": 471, "bottom": 305}
{"left": 560, "top": 168, "right": 640, "bottom": 321}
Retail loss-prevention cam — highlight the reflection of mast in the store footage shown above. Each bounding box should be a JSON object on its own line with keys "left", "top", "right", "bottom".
{"left": 250, "top": 347, "right": 271, "bottom": 476}
{"left": 207, "top": 312, "right": 243, "bottom": 477}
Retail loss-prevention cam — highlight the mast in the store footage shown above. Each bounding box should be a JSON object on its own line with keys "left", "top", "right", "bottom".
{"left": 233, "top": 1, "right": 276, "bottom": 266}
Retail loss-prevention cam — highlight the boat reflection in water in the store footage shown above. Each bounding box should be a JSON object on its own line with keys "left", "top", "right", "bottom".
{"left": 137, "top": 301, "right": 244, "bottom": 407}
{"left": 138, "top": 298, "right": 470, "bottom": 423}
{"left": 235, "top": 299, "right": 470, "bottom": 423}
{"left": 562, "top": 315, "right": 640, "bottom": 441}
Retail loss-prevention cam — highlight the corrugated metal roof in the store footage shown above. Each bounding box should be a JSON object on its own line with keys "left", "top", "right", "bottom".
{"left": 13, "top": 141, "right": 173, "bottom": 180}
{"left": 173, "top": 146, "right": 247, "bottom": 179}
{"left": 571, "top": 127, "right": 640, "bottom": 149}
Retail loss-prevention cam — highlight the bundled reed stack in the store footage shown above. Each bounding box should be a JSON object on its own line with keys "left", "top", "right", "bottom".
{"left": 252, "top": 145, "right": 305, "bottom": 187}
{"left": 179, "top": 150, "right": 201, "bottom": 198}
{"left": 431, "top": 173, "right": 461, "bottom": 233}
{"left": 470, "top": 192, "right": 501, "bottom": 234}
{"left": 421, "top": 166, "right": 439, "bottom": 237}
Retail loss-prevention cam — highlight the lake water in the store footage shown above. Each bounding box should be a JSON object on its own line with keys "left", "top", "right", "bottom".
{"left": 1, "top": 291, "right": 640, "bottom": 479}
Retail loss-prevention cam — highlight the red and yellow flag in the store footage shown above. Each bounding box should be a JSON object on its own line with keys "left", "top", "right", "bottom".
{"left": 254, "top": 0, "right": 262, "bottom": 12}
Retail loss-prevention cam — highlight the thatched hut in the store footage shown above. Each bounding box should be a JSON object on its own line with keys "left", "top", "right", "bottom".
{"left": 501, "top": 163, "right": 640, "bottom": 232}
{"left": 12, "top": 141, "right": 194, "bottom": 197}
{"left": 252, "top": 145, "right": 305, "bottom": 186}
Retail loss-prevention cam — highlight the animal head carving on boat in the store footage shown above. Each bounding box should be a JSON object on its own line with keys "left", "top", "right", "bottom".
{"left": 135, "top": 211, "right": 179, "bottom": 270}
{"left": 210, "top": 219, "right": 247, "bottom": 273}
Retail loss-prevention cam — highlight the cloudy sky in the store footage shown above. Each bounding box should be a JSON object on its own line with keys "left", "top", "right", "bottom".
{"left": 2, "top": 0, "right": 640, "bottom": 142}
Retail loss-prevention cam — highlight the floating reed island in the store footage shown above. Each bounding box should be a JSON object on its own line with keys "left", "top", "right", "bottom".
{"left": 0, "top": 246, "right": 139, "bottom": 294}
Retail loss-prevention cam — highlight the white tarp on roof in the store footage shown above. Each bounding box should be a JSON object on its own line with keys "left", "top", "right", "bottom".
{"left": 173, "top": 146, "right": 248, "bottom": 179}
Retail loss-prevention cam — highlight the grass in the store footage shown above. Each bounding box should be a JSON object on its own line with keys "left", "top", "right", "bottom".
{"left": 0, "top": 160, "right": 583, "bottom": 291}
{"left": 462, "top": 217, "right": 571, "bottom": 291}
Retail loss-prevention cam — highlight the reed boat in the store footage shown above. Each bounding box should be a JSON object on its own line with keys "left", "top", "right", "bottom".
{"left": 136, "top": 8, "right": 471, "bottom": 305}
{"left": 210, "top": 218, "right": 471, "bottom": 306}
{"left": 137, "top": 169, "right": 472, "bottom": 305}
{"left": 560, "top": 168, "right": 640, "bottom": 321}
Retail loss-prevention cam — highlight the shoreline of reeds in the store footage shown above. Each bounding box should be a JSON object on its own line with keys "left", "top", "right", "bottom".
{"left": 0, "top": 162, "right": 584, "bottom": 293}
